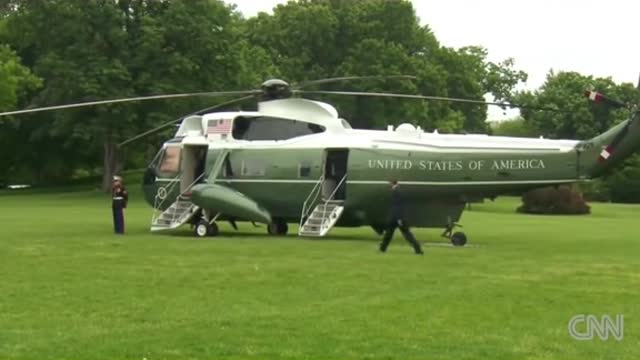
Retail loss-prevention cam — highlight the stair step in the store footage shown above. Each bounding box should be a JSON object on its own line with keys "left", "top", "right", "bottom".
{"left": 306, "top": 218, "right": 325, "bottom": 225}
{"left": 150, "top": 201, "right": 199, "bottom": 232}
{"left": 299, "top": 232, "right": 322, "bottom": 236}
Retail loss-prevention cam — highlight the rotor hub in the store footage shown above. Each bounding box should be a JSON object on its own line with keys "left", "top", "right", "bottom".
{"left": 261, "top": 79, "right": 292, "bottom": 100}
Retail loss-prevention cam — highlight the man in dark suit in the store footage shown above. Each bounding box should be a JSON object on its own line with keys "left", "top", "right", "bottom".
{"left": 379, "top": 179, "right": 423, "bottom": 254}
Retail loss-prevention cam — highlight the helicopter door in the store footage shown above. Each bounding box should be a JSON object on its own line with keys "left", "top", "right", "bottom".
{"left": 180, "top": 144, "right": 208, "bottom": 193}
{"left": 322, "top": 149, "right": 349, "bottom": 201}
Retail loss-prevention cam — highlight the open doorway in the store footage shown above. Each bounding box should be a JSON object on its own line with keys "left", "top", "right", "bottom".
{"left": 322, "top": 149, "right": 348, "bottom": 200}
{"left": 181, "top": 145, "right": 208, "bottom": 193}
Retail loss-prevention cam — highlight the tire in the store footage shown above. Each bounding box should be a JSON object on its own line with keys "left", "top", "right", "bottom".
{"left": 207, "top": 221, "right": 219, "bottom": 237}
{"left": 195, "top": 221, "right": 209, "bottom": 237}
{"left": 451, "top": 232, "right": 467, "bottom": 246}
{"left": 267, "top": 218, "right": 288, "bottom": 235}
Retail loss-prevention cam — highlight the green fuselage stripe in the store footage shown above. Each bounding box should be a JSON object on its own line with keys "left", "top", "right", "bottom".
{"left": 155, "top": 178, "right": 577, "bottom": 185}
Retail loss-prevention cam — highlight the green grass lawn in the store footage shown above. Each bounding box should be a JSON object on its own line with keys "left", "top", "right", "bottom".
{"left": 0, "top": 187, "right": 638, "bottom": 359}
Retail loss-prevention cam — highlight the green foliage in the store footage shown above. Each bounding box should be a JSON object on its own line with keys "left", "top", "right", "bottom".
{"left": 604, "top": 153, "right": 640, "bottom": 203}
{"left": 578, "top": 178, "right": 611, "bottom": 202}
{"left": 0, "top": 45, "right": 41, "bottom": 112}
{"left": 245, "top": 0, "right": 527, "bottom": 132}
{"left": 517, "top": 185, "right": 590, "bottom": 215}
{"left": 511, "top": 71, "right": 640, "bottom": 140}
{"left": 1, "top": 0, "right": 276, "bottom": 188}
{"left": 490, "top": 117, "right": 539, "bottom": 137}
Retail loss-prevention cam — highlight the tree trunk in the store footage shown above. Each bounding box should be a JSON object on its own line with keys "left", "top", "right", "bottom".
{"left": 102, "top": 140, "right": 123, "bottom": 192}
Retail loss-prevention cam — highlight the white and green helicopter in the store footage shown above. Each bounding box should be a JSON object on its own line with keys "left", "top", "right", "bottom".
{"left": 2, "top": 77, "right": 638, "bottom": 245}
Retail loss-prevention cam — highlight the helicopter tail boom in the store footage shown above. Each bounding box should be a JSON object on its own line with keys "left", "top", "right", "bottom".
{"left": 579, "top": 112, "right": 640, "bottom": 178}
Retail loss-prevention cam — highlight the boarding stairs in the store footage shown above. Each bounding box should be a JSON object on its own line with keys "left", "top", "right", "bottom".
{"left": 150, "top": 149, "right": 228, "bottom": 232}
{"left": 298, "top": 175, "right": 346, "bottom": 237}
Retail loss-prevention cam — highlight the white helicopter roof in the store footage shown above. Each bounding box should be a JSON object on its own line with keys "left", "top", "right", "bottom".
{"left": 173, "top": 98, "right": 579, "bottom": 153}
{"left": 257, "top": 98, "right": 347, "bottom": 131}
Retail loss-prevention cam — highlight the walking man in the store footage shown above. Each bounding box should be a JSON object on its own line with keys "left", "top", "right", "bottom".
{"left": 379, "top": 179, "right": 423, "bottom": 254}
{"left": 112, "top": 175, "right": 128, "bottom": 234}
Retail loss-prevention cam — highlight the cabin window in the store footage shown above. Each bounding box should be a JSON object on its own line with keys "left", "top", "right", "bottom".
{"left": 299, "top": 163, "right": 311, "bottom": 177}
{"left": 157, "top": 146, "right": 181, "bottom": 174}
{"left": 232, "top": 116, "right": 325, "bottom": 141}
{"left": 241, "top": 159, "right": 266, "bottom": 176}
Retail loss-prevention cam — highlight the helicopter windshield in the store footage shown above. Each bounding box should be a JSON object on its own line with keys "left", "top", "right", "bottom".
{"left": 232, "top": 116, "right": 325, "bottom": 141}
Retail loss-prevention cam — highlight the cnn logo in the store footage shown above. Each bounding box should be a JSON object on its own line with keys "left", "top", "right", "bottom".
{"left": 568, "top": 314, "right": 624, "bottom": 341}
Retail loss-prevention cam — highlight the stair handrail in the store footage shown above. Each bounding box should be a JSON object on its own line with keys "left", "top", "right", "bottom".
{"left": 152, "top": 171, "right": 182, "bottom": 224}
{"left": 299, "top": 174, "right": 325, "bottom": 230}
{"left": 170, "top": 171, "right": 208, "bottom": 224}
{"left": 320, "top": 174, "right": 347, "bottom": 231}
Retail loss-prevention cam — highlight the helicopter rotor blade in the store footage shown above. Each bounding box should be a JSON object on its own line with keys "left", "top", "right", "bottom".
{"left": 294, "top": 89, "right": 567, "bottom": 112}
{"left": 0, "top": 90, "right": 259, "bottom": 117}
{"left": 117, "top": 94, "right": 255, "bottom": 147}
{"left": 295, "top": 75, "right": 418, "bottom": 89}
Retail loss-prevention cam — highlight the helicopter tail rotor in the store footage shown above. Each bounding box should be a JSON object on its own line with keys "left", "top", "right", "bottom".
{"left": 583, "top": 90, "right": 628, "bottom": 109}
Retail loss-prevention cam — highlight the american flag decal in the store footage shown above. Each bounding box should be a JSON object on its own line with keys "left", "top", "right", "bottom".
{"left": 207, "top": 119, "right": 232, "bottom": 134}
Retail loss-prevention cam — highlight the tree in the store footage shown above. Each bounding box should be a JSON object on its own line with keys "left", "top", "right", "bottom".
{"left": 2, "top": 0, "right": 273, "bottom": 190}
{"left": 510, "top": 71, "right": 638, "bottom": 140}
{"left": 0, "top": 44, "right": 42, "bottom": 185}
{"left": 245, "top": 0, "right": 527, "bottom": 133}
{"left": 490, "top": 117, "right": 539, "bottom": 137}
{"left": 0, "top": 45, "right": 40, "bottom": 112}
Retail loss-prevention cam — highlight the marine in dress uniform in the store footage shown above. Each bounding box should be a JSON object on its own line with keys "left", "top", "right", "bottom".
{"left": 379, "top": 180, "right": 423, "bottom": 254}
{"left": 111, "top": 175, "right": 128, "bottom": 234}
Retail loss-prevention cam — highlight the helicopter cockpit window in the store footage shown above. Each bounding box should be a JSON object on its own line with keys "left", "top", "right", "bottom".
{"left": 157, "top": 146, "right": 181, "bottom": 175}
{"left": 232, "top": 116, "right": 325, "bottom": 141}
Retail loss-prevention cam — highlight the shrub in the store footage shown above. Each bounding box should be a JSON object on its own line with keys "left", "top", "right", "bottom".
{"left": 578, "top": 179, "right": 611, "bottom": 202}
{"left": 517, "top": 185, "right": 591, "bottom": 215}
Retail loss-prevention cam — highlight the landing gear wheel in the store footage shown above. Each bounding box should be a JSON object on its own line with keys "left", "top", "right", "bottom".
{"left": 195, "top": 221, "right": 209, "bottom": 237}
{"left": 194, "top": 220, "right": 218, "bottom": 237}
{"left": 451, "top": 232, "right": 467, "bottom": 246}
{"left": 267, "top": 218, "right": 288, "bottom": 235}
{"left": 207, "top": 221, "right": 219, "bottom": 237}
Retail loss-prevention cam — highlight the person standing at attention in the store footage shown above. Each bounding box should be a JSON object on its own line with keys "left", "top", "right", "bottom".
{"left": 379, "top": 179, "right": 423, "bottom": 254}
{"left": 112, "top": 175, "right": 128, "bottom": 234}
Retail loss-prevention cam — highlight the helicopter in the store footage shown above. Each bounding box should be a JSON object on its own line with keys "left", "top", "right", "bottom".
{"left": 1, "top": 76, "right": 638, "bottom": 246}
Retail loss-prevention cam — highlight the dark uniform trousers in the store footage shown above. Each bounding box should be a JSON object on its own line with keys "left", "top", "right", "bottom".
{"left": 380, "top": 186, "right": 423, "bottom": 253}
{"left": 112, "top": 187, "right": 128, "bottom": 234}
